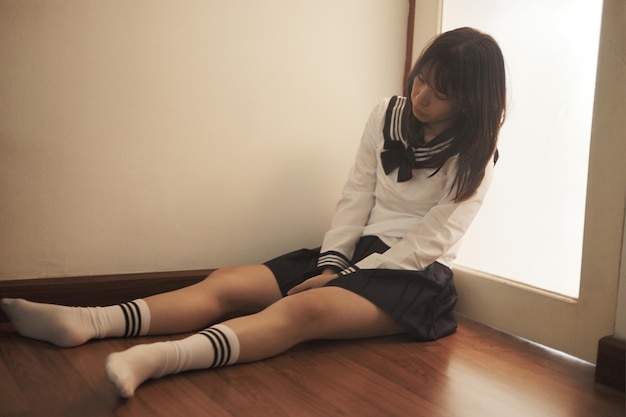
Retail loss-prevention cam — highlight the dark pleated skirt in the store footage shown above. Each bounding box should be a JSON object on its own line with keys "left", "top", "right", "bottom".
{"left": 264, "top": 236, "right": 458, "bottom": 341}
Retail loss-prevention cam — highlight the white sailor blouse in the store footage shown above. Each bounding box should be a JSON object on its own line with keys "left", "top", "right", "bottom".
{"left": 317, "top": 96, "right": 495, "bottom": 274}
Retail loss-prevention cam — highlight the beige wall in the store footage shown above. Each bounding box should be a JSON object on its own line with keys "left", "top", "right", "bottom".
{"left": 0, "top": 1, "right": 408, "bottom": 280}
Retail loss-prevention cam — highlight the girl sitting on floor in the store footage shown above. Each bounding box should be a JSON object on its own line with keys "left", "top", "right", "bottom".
{"left": 1, "top": 27, "right": 506, "bottom": 398}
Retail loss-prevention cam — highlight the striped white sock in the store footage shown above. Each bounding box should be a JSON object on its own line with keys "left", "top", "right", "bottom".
{"left": 105, "top": 324, "right": 240, "bottom": 397}
{"left": 0, "top": 298, "right": 151, "bottom": 347}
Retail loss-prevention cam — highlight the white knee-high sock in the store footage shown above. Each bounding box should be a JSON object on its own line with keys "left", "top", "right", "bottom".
{"left": 0, "top": 298, "right": 151, "bottom": 347}
{"left": 105, "top": 324, "right": 240, "bottom": 398}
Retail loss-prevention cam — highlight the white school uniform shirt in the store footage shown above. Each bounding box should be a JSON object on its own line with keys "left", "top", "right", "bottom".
{"left": 317, "top": 97, "right": 494, "bottom": 273}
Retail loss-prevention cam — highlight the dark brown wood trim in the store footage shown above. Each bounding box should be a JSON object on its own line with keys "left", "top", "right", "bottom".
{"left": 595, "top": 335, "right": 625, "bottom": 390}
{"left": 404, "top": 0, "right": 416, "bottom": 95}
{"left": 0, "top": 269, "right": 213, "bottom": 322}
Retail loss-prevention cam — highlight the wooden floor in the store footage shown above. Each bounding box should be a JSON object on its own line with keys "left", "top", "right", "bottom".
{"left": 0, "top": 316, "right": 623, "bottom": 417}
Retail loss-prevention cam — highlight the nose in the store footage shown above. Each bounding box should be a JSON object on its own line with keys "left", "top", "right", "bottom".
{"left": 414, "top": 86, "right": 431, "bottom": 107}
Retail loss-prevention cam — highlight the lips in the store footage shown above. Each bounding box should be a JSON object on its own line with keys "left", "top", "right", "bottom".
{"left": 413, "top": 107, "right": 428, "bottom": 120}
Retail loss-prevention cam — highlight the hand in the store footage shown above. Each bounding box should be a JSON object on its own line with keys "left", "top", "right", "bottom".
{"left": 287, "top": 271, "right": 339, "bottom": 295}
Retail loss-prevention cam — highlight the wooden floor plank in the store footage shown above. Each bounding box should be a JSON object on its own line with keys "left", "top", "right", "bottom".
{"left": 0, "top": 335, "right": 107, "bottom": 417}
{"left": 0, "top": 317, "right": 623, "bottom": 417}
{"left": 0, "top": 348, "right": 33, "bottom": 417}
{"left": 118, "top": 375, "right": 234, "bottom": 417}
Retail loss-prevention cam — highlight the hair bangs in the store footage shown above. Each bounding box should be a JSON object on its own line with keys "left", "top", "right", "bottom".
{"left": 414, "top": 55, "right": 461, "bottom": 101}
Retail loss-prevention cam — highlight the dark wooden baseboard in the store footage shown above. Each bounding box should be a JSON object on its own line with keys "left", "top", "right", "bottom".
{"left": 595, "top": 335, "right": 626, "bottom": 391}
{"left": 0, "top": 269, "right": 213, "bottom": 322}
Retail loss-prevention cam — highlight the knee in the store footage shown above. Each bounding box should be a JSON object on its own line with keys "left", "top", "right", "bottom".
{"left": 198, "top": 266, "right": 280, "bottom": 314}
{"left": 278, "top": 292, "right": 331, "bottom": 332}
{"left": 197, "top": 268, "right": 240, "bottom": 305}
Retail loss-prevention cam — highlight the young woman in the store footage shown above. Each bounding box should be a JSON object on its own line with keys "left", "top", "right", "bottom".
{"left": 1, "top": 27, "right": 506, "bottom": 398}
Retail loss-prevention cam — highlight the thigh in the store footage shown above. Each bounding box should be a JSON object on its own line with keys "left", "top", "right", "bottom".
{"left": 268, "top": 287, "right": 405, "bottom": 341}
{"left": 222, "top": 286, "right": 406, "bottom": 362}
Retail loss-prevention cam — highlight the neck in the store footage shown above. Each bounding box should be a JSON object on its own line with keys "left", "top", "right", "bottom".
{"left": 423, "top": 125, "right": 441, "bottom": 143}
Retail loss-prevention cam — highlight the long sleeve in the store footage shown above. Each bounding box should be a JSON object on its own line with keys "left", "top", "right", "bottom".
{"left": 316, "top": 101, "right": 385, "bottom": 271}
{"left": 354, "top": 159, "right": 494, "bottom": 271}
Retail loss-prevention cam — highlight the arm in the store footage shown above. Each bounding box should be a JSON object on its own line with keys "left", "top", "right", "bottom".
{"left": 354, "top": 159, "right": 495, "bottom": 271}
{"left": 316, "top": 101, "right": 386, "bottom": 271}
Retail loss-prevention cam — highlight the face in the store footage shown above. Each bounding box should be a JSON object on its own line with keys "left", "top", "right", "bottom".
{"left": 410, "top": 75, "right": 461, "bottom": 138}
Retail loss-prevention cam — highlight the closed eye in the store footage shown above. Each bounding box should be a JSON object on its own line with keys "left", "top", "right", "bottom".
{"left": 417, "top": 74, "right": 449, "bottom": 101}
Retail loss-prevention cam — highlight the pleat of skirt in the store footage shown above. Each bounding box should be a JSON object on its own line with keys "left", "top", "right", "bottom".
{"left": 264, "top": 236, "right": 458, "bottom": 341}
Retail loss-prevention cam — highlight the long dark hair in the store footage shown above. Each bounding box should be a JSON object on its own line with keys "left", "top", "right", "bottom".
{"left": 404, "top": 27, "right": 506, "bottom": 202}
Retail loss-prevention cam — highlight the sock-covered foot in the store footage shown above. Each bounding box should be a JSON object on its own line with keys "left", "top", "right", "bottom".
{"left": 0, "top": 298, "right": 151, "bottom": 348}
{"left": 1, "top": 298, "right": 98, "bottom": 347}
{"left": 106, "top": 344, "right": 165, "bottom": 398}
{"left": 105, "top": 324, "right": 240, "bottom": 397}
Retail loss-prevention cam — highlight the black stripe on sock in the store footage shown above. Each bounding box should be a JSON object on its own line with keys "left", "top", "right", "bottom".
{"left": 207, "top": 329, "right": 226, "bottom": 367}
{"left": 200, "top": 328, "right": 232, "bottom": 368}
{"left": 200, "top": 330, "right": 221, "bottom": 368}
{"left": 207, "top": 327, "right": 231, "bottom": 367}
{"left": 124, "top": 303, "right": 136, "bottom": 337}
{"left": 119, "top": 303, "right": 131, "bottom": 337}
{"left": 128, "top": 301, "right": 142, "bottom": 337}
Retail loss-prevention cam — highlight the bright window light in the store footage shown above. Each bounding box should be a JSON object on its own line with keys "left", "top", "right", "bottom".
{"left": 443, "top": 0, "right": 604, "bottom": 297}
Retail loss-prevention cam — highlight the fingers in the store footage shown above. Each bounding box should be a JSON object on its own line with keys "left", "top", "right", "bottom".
{"left": 287, "top": 283, "right": 307, "bottom": 296}
{"left": 288, "top": 277, "right": 320, "bottom": 296}
{"left": 287, "top": 274, "right": 339, "bottom": 296}
{"left": 288, "top": 280, "right": 314, "bottom": 295}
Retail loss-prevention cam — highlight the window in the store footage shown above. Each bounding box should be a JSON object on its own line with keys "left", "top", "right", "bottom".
{"left": 443, "top": 0, "right": 604, "bottom": 297}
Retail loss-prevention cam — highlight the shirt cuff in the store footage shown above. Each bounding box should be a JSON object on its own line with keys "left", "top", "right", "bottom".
{"left": 338, "top": 266, "right": 358, "bottom": 276}
{"left": 317, "top": 251, "right": 350, "bottom": 272}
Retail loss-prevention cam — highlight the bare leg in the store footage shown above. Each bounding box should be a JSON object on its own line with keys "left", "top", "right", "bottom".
{"left": 105, "top": 287, "right": 405, "bottom": 396}
{"left": 144, "top": 265, "right": 282, "bottom": 334}
{"left": 226, "top": 287, "right": 405, "bottom": 362}
{"left": 1, "top": 265, "right": 282, "bottom": 346}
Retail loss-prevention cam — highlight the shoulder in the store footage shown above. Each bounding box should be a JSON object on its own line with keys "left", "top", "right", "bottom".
{"left": 368, "top": 96, "right": 406, "bottom": 119}
{"left": 382, "top": 96, "right": 408, "bottom": 141}
{"left": 378, "top": 96, "right": 406, "bottom": 118}
{"left": 365, "top": 96, "right": 408, "bottom": 144}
